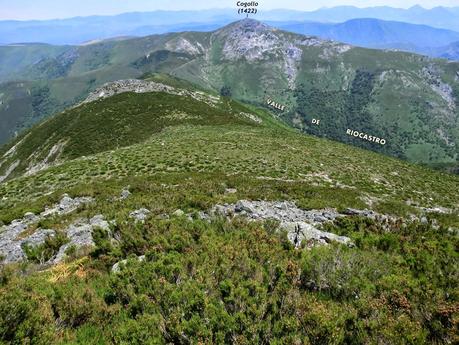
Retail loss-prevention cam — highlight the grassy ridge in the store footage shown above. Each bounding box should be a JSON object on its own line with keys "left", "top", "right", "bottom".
{"left": 0, "top": 90, "right": 260, "bottom": 180}
{"left": 1, "top": 85, "right": 457, "bottom": 220}
{"left": 2, "top": 123, "right": 458, "bottom": 222}
{"left": 0, "top": 86, "right": 458, "bottom": 343}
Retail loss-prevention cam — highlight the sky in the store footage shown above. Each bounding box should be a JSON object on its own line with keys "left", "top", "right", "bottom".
{"left": 1, "top": 0, "right": 459, "bottom": 20}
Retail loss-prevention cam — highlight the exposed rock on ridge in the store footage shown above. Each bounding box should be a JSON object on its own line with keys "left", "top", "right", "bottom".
{"left": 80, "top": 79, "right": 222, "bottom": 108}
{"left": 210, "top": 200, "right": 354, "bottom": 248}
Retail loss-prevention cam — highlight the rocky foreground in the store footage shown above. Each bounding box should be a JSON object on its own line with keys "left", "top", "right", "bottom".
{"left": 1, "top": 188, "right": 440, "bottom": 267}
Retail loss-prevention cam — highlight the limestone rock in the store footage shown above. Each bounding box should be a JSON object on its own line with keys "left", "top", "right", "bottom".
{"left": 52, "top": 215, "right": 110, "bottom": 264}
{"left": 283, "top": 222, "right": 353, "bottom": 248}
{"left": 173, "top": 209, "right": 185, "bottom": 217}
{"left": 112, "top": 255, "right": 146, "bottom": 273}
{"left": 210, "top": 200, "right": 351, "bottom": 248}
{"left": 215, "top": 200, "right": 341, "bottom": 225}
{"left": 0, "top": 213, "right": 43, "bottom": 263}
{"left": 41, "top": 194, "right": 94, "bottom": 217}
{"left": 22, "top": 229, "right": 56, "bottom": 247}
{"left": 0, "top": 193, "right": 103, "bottom": 265}
{"left": 120, "top": 188, "right": 131, "bottom": 200}
{"left": 130, "top": 208, "right": 151, "bottom": 222}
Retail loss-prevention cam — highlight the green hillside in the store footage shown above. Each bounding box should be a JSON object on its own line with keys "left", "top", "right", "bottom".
{"left": 0, "top": 82, "right": 458, "bottom": 343}
{"left": 0, "top": 77, "right": 263, "bottom": 181}
{"left": 0, "top": 44, "right": 71, "bottom": 82}
{"left": 1, "top": 20, "right": 458, "bottom": 170}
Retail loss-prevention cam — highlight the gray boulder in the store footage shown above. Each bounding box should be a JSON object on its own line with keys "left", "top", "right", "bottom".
{"left": 283, "top": 222, "right": 353, "bottom": 248}
{"left": 214, "top": 200, "right": 341, "bottom": 225}
{"left": 41, "top": 194, "right": 94, "bottom": 217}
{"left": 0, "top": 213, "right": 43, "bottom": 263}
{"left": 22, "top": 229, "right": 56, "bottom": 247}
{"left": 120, "top": 188, "right": 131, "bottom": 200}
{"left": 52, "top": 215, "right": 110, "bottom": 264}
{"left": 172, "top": 209, "right": 185, "bottom": 217}
{"left": 130, "top": 208, "right": 151, "bottom": 223}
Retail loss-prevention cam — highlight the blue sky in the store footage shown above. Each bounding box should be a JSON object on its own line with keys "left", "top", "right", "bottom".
{"left": 1, "top": 0, "right": 459, "bottom": 20}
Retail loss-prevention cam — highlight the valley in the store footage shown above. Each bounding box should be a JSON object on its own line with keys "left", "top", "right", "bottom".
{"left": 0, "top": 19, "right": 458, "bottom": 171}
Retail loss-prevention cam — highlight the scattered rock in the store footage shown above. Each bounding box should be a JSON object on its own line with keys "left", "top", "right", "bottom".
{"left": 206, "top": 200, "right": 441, "bottom": 248}
{"left": 197, "top": 211, "right": 211, "bottom": 222}
{"left": 129, "top": 208, "right": 151, "bottom": 223}
{"left": 173, "top": 209, "right": 185, "bottom": 217}
{"left": 342, "top": 208, "right": 395, "bottom": 224}
{"left": 210, "top": 200, "right": 351, "bottom": 248}
{"left": 23, "top": 212, "right": 38, "bottom": 223}
{"left": 120, "top": 188, "right": 131, "bottom": 200}
{"left": 283, "top": 222, "right": 353, "bottom": 248}
{"left": 419, "top": 206, "right": 452, "bottom": 214}
{"left": 80, "top": 79, "right": 221, "bottom": 108}
{"left": 112, "top": 255, "right": 146, "bottom": 273}
{"left": 0, "top": 194, "right": 99, "bottom": 264}
{"left": 239, "top": 112, "right": 262, "bottom": 124}
{"left": 52, "top": 215, "right": 110, "bottom": 264}
{"left": 22, "top": 229, "right": 56, "bottom": 247}
{"left": 41, "top": 194, "right": 94, "bottom": 217}
{"left": 422, "top": 65, "right": 456, "bottom": 110}
{"left": 214, "top": 200, "right": 341, "bottom": 226}
{"left": 0, "top": 212, "right": 45, "bottom": 263}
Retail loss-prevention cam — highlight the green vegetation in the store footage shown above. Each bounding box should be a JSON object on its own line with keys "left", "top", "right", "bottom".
{"left": 0, "top": 86, "right": 261, "bottom": 180}
{"left": 0, "top": 85, "right": 457, "bottom": 217}
{"left": 1, "top": 21, "right": 458, "bottom": 171}
{"left": 220, "top": 86, "right": 232, "bottom": 97}
{"left": 22, "top": 232, "right": 69, "bottom": 264}
{"left": 0, "top": 74, "right": 457, "bottom": 343}
{"left": 0, "top": 208, "right": 458, "bottom": 343}
{"left": 0, "top": 44, "right": 71, "bottom": 82}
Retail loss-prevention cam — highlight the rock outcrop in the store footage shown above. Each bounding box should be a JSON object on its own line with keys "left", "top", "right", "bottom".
{"left": 0, "top": 213, "right": 41, "bottom": 263}
{"left": 283, "top": 222, "right": 353, "bottom": 248}
{"left": 52, "top": 215, "right": 110, "bottom": 264}
{"left": 80, "top": 79, "right": 222, "bottom": 108}
{"left": 212, "top": 200, "right": 342, "bottom": 226}
{"left": 209, "top": 200, "right": 353, "bottom": 248}
{"left": 0, "top": 194, "right": 95, "bottom": 264}
{"left": 129, "top": 208, "right": 151, "bottom": 223}
{"left": 41, "top": 194, "right": 94, "bottom": 217}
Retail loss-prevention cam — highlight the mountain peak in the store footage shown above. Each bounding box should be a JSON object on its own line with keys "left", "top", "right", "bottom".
{"left": 217, "top": 18, "right": 272, "bottom": 35}
{"left": 213, "top": 19, "right": 288, "bottom": 63}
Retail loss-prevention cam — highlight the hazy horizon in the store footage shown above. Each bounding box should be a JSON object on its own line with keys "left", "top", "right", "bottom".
{"left": 1, "top": 1, "right": 459, "bottom": 21}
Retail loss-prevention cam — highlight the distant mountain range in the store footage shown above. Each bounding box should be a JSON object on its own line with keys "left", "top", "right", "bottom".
{"left": 2, "top": 17, "right": 459, "bottom": 87}
{"left": 0, "top": 19, "right": 458, "bottom": 170}
{"left": 2, "top": 5, "right": 459, "bottom": 45}
{"left": 274, "top": 18, "right": 459, "bottom": 60}
{"left": 273, "top": 5, "right": 459, "bottom": 31}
